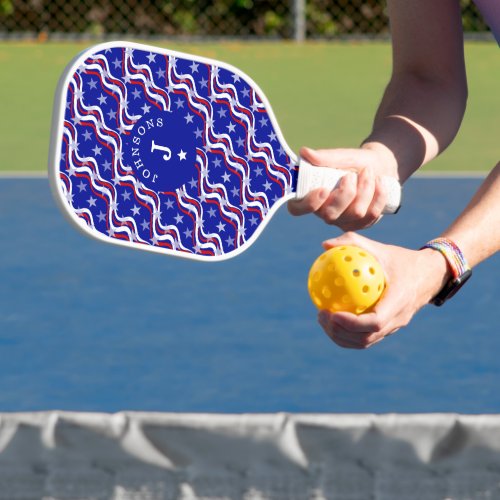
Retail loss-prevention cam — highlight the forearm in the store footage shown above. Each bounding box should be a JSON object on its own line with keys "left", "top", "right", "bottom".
{"left": 416, "top": 162, "right": 500, "bottom": 305}
{"left": 441, "top": 162, "right": 500, "bottom": 267}
{"left": 363, "top": 73, "right": 467, "bottom": 182}
{"left": 361, "top": 0, "right": 467, "bottom": 183}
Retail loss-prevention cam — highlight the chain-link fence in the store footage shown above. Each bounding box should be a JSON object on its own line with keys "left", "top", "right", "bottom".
{"left": 0, "top": 0, "right": 491, "bottom": 40}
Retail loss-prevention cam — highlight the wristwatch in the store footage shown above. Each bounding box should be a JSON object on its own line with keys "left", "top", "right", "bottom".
{"left": 421, "top": 238, "right": 472, "bottom": 306}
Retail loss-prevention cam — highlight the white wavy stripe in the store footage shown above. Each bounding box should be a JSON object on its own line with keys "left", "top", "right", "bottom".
{"left": 84, "top": 55, "right": 139, "bottom": 128}
{"left": 247, "top": 128, "right": 293, "bottom": 189}
{"left": 190, "top": 156, "right": 226, "bottom": 251}
{"left": 84, "top": 57, "right": 126, "bottom": 100}
{"left": 212, "top": 75, "right": 293, "bottom": 190}
{"left": 73, "top": 206, "right": 98, "bottom": 228}
{"left": 109, "top": 213, "right": 141, "bottom": 242}
{"left": 71, "top": 77, "right": 109, "bottom": 132}
{"left": 81, "top": 54, "right": 145, "bottom": 143}
{"left": 111, "top": 224, "right": 136, "bottom": 241}
{"left": 152, "top": 223, "right": 181, "bottom": 243}
{"left": 159, "top": 78, "right": 252, "bottom": 247}
{"left": 65, "top": 126, "right": 161, "bottom": 243}
{"left": 251, "top": 149, "right": 290, "bottom": 188}
{"left": 155, "top": 233, "right": 179, "bottom": 249}
{"left": 129, "top": 180, "right": 160, "bottom": 209}
{"left": 194, "top": 93, "right": 270, "bottom": 216}
{"left": 69, "top": 76, "right": 124, "bottom": 206}
{"left": 64, "top": 132, "right": 101, "bottom": 183}
{"left": 220, "top": 159, "right": 268, "bottom": 216}
{"left": 169, "top": 61, "right": 248, "bottom": 175}
{"left": 63, "top": 124, "right": 121, "bottom": 225}
{"left": 64, "top": 174, "right": 116, "bottom": 233}
{"left": 168, "top": 55, "right": 192, "bottom": 85}
{"left": 99, "top": 71, "right": 141, "bottom": 126}
{"left": 204, "top": 129, "right": 270, "bottom": 216}
{"left": 74, "top": 49, "right": 282, "bottom": 252}
{"left": 58, "top": 176, "right": 70, "bottom": 202}
{"left": 72, "top": 101, "right": 126, "bottom": 180}
{"left": 167, "top": 57, "right": 271, "bottom": 226}
{"left": 203, "top": 193, "right": 245, "bottom": 248}
{"left": 174, "top": 193, "right": 222, "bottom": 254}
{"left": 95, "top": 173, "right": 160, "bottom": 227}
{"left": 104, "top": 182, "right": 160, "bottom": 244}
{"left": 150, "top": 197, "right": 191, "bottom": 252}
{"left": 81, "top": 61, "right": 167, "bottom": 228}
{"left": 126, "top": 54, "right": 170, "bottom": 111}
{"left": 197, "top": 166, "right": 245, "bottom": 232}
{"left": 62, "top": 51, "right": 167, "bottom": 247}
{"left": 152, "top": 218, "right": 197, "bottom": 254}
{"left": 125, "top": 69, "right": 170, "bottom": 112}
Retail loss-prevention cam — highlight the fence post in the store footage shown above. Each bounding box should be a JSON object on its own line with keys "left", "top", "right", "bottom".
{"left": 293, "top": 0, "right": 306, "bottom": 42}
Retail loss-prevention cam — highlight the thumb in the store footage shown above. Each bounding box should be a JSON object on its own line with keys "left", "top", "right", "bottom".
{"left": 300, "top": 146, "right": 368, "bottom": 171}
{"left": 322, "top": 231, "right": 370, "bottom": 250}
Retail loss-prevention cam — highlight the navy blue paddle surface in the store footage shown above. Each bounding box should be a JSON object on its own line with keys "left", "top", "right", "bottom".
{"left": 49, "top": 42, "right": 401, "bottom": 261}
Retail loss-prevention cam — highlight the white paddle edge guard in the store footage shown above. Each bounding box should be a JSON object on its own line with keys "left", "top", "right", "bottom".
{"left": 48, "top": 41, "right": 296, "bottom": 263}
{"left": 296, "top": 158, "right": 402, "bottom": 214}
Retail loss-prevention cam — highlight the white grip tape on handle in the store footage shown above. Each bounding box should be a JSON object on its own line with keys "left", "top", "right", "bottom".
{"left": 296, "top": 158, "right": 401, "bottom": 214}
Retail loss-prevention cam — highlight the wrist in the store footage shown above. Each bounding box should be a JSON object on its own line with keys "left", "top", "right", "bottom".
{"left": 360, "top": 141, "right": 399, "bottom": 179}
{"left": 418, "top": 248, "right": 452, "bottom": 302}
{"left": 420, "top": 238, "right": 472, "bottom": 306}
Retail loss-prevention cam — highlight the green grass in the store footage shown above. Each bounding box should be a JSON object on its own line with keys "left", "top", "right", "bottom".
{"left": 0, "top": 40, "right": 497, "bottom": 173}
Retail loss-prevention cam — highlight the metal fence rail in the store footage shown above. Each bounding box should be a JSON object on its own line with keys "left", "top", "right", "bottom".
{"left": 0, "top": 0, "right": 490, "bottom": 40}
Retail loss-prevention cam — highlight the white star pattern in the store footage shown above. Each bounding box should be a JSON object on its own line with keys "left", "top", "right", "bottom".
{"left": 61, "top": 47, "right": 296, "bottom": 259}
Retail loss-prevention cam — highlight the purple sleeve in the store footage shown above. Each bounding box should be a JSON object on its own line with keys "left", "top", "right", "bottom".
{"left": 473, "top": 0, "right": 500, "bottom": 45}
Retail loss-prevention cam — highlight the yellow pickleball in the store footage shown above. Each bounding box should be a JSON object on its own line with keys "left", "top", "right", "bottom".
{"left": 308, "top": 245, "right": 385, "bottom": 315}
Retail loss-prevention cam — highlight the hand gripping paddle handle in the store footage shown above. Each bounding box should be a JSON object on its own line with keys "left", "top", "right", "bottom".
{"left": 296, "top": 158, "right": 402, "bottom": 214}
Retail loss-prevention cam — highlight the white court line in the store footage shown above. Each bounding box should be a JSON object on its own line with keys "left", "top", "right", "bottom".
{"left": 0, "top": 171, "right": 48, "bottom": 178}
{"left": 0, "top": 170, "right": 489, "bottom": 179}
{"left": 415, "top": 170, "right": 487, "bottom": 178}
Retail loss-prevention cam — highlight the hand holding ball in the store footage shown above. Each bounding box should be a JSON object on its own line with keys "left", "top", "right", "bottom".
{"left": 308, "top": 245, "right": 385, "bottom": 314}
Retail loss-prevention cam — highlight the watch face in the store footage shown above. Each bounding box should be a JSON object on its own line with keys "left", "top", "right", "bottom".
{"left": 432, "top": 269, "right": 472, "bottom": 306}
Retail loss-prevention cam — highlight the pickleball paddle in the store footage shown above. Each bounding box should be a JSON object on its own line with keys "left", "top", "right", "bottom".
{"left": 48, "top": 41, "right": 401, "bottom": 261}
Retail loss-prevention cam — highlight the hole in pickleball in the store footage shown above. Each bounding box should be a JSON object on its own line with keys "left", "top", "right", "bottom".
{"left": 362, "top": 285, "right": 369, "bottom": 293}
{"left": 344, "top": 256, "right": 352, "bottom": 262}
{"left": 322, "top": 286, "right": 332, "bottom": 299}
{"left": 352, "top": 269, "right": 360, "bottom": 277}
{"left": 313, "top": 294, "right": 323, "bottom": 308}
{"left": 359, "top": 251, "right": 367, "bottom": 257}
{"left": 334, "top": 277, "right": 344, "bottom": 287}
{"left": 369, "top": 267, "right": 376, "bottom": 275}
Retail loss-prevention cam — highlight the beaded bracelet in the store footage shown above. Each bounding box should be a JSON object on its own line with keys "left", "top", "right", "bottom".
{"left": 420, "top": 237, "right": 472, "bottom": 306}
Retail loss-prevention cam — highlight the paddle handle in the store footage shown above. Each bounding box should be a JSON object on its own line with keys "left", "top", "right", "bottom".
{"left": 295, "top": 158, "right": 401, "bottom": 214}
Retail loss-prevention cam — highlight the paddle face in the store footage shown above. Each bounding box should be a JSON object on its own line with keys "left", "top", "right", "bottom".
{"left": 49, "top": 41, "right": 298, "bottom": 261}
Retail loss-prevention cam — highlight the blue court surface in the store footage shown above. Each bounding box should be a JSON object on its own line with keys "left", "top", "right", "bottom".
{"left": 0, "top": 176, "right": 498, "bottom": 413}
